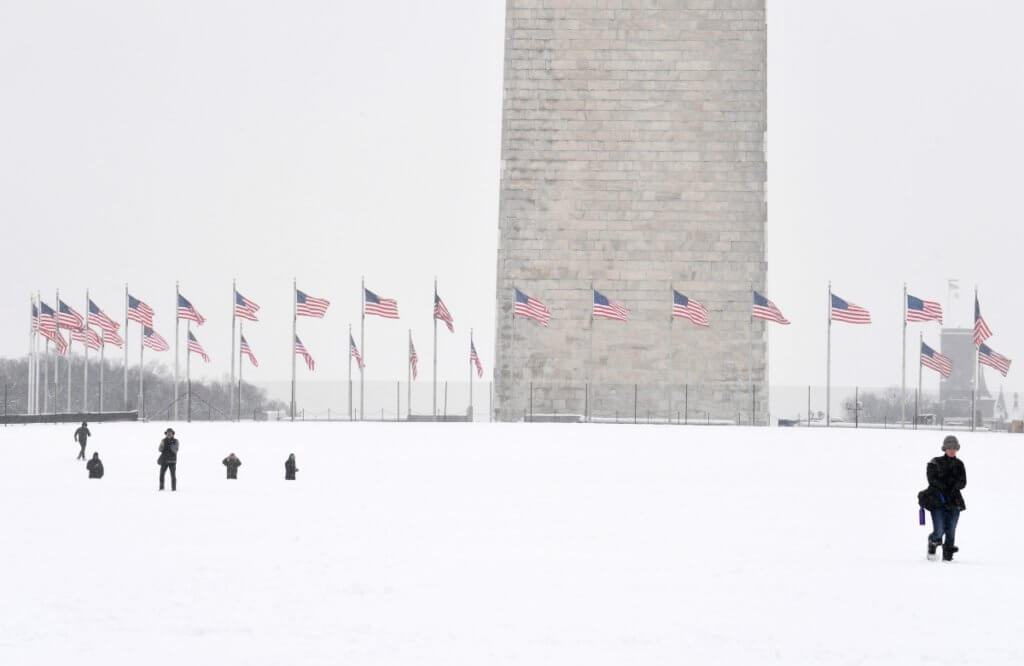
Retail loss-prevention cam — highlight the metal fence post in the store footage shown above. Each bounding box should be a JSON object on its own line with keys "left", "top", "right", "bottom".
{"left": 529, "top": 381, "right": 533, "bottom": 422}
{"left": 633, "top": 384, "right": 637, "bottom": 424}
{"left": 684, "top": 384, "right": 688, "bottom": 425}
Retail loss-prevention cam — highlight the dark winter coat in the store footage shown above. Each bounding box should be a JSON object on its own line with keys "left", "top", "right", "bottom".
{"left": 223, "top": 456, "right": 242, "bottom": 479}
{"left": 919, "top": 455, "right": 967, "bottom": 511}
{"left": 158, "top": 437, "right": 179, "bottom": 465}
{"left": 86, "top": 457, "right": 104, "bottom": 479}
{"left": 75, "top": 426, "right": 91, "bottom": 444}
{"left": 285, "top": 457, "right": 297, "bottom": 480}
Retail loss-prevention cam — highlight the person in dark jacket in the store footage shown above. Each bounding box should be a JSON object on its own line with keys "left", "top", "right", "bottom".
{"left": 285, "top": 453, "right": 298, "bottom": 480}
{"left": 923, "top": 435, "right": 967, "bottom": 561}
{"left": 223, "top": 453, "right": 242, "bottom": 480}
{"left": 74, "top": 422, "right": 91, "bottom": 460}
{"left": 158, "top": 428, "right": 179, "bottom": 491}
{"left": 86, "top": 452, "right": 104, "bottom": 479}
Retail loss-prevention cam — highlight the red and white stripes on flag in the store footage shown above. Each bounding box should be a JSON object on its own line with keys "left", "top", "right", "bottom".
{"left": 102, "top": 328, "right": 124, "bottom": 348}
{"left": 593, "top": 290, "right": 631, "bottom": 322}
{"left": 143, "top": 327, "right": 169, "bottom": 352}
{"left": 364, "top": 288, "right": 400, "bottom": 319}
{"left": 88, "top": 299, "right": 120, "bottom": 333}
{"left": 920, "top": 342, "right": 952, "bottom": 378}
{"left": 235, "top": 291, "right": 260, "bottom": 322}
{"left": 38, "top": 302, "right": 68, "bottom": 354}
{"left": 349, "top": 334, "right": 364, "bottom": 370}
{"left": 906, "top": 294, "right": 943, "bottom": 323}
{"left": 187, "top": 331, "right": 210, "bottom": 363}
{"left": 71, "top": 327, "right": 102, "bottom": 351}
{"left": 470, "top": 341, "right": 483, "bottom": 379}
{"left": 240, "top": 334, "right": 258, "bottom": 367}
{"left": 434, "top": 294, "right": 454, "bottom": 333}
{"left": 409, "top": 338, "right": 418, "bottom": 380}
{"left": 974, "top": 296, "right": 993, "bottom": 345}
{"left": 978, "top": 343, "right": 1011, "bottom": 377}
{"left": 296, "top": 289, "right": 330, "bottom": 318}
{"left": 128, "top": 295, "right": 154, "bottom": 327}
{"left": 57, "top": 300, "right": 84, "bottom": 329}
{"left": 830, "top": 293, "right": 872, "bottom": 324}
{"left": 672, "top": 291, "right": 709, "bottom": 327}
{"left": 294, "top": 335, "right": 316, "bottom": 371}
{"left": 514, "top": 289, "right": 551, "bottom": 327}
{"left": 177, "top": 294, "right": 206, "bottom": 325}
{"left": 752, "top": 291, "right": 790, "bottom": 325}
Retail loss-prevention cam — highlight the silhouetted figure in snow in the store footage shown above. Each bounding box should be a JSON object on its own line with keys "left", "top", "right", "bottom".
{"left": 919, "top": 435, "right": 967, "bottom": 561}
{"left": 285, "top": 453, "right": 298, "bottom": 480}
{"left": 223, "top": 453, "right": 242, "bottom": 480}
{"left": 86, "top": 452, "right": 104, "bottom": 479}
{"left": 74, "top": 422, "right": 91, "bottom": 460}
{"left": 158, "top": 428, "right": 179, "bottom": 491}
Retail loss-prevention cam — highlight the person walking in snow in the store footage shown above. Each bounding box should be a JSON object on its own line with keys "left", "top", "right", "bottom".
{"left": 158, "top": 428, "right": 179, "bottom": 491}
{"left": 285, "top": 453, "right": 298, "bottom": 480}
{"left": 74, "top": 422, "right": 91, "bottom": 460}
{"left": 86, "top": 452, "right": 104, "bottom": 479}
{"left": 920, "top": 435, "right": 967, "bottom": 561}
{"left": 223, "top": 453, "right": 242, "bottom": 480}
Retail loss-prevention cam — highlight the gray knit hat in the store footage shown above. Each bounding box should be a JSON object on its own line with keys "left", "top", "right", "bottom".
{"left": 942, "top": 435, "right": 960, "bottom": 451}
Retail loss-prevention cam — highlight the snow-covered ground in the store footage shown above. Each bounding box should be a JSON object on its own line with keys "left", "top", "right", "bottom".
{"left": 2, "top": 422, "right": 1020, "bottom": 665}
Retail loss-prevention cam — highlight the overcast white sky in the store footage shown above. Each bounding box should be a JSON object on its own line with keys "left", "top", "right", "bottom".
{"left": 2, "top": 1, "right": 1023, "bottom": 398}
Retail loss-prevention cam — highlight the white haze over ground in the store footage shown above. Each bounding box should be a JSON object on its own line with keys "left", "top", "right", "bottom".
{"left": 3, "top": 421, "right": 1021, "bottom": 665}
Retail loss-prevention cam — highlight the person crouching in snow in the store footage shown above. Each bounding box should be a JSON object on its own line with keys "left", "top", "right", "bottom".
{"left": 285, "top": 453, "right": 298, "bottom": 480}
{"left": 223, "top": 453, "right": 242, "bottom": 480}
{"left": 920, "top": 435, "right": 967, "bottom": 561}
{"left": 86, "top": 452, "right": 104, "bottom": 479}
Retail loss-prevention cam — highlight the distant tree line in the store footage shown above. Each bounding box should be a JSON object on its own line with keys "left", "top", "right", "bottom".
{"left": 0, "top": 355, "right": 286, "bottom": 420}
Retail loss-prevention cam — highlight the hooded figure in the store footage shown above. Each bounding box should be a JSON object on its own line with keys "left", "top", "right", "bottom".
{"left": 285, "top": 453, "right": 298, "bottom": 480}
{"left": 223, "top": 453, "right": 242, "bottom": 480}
{"left": 86, "top": 452, "right": 104, "bottom": 479}
{"left": 919, "top": 435, "right": 967, "bottom": 561}
{"left": 158, "top": 428, "right": 179, "bottom": 491}
{"left": 74, "top": 422, "right": 91, "bottom": 460}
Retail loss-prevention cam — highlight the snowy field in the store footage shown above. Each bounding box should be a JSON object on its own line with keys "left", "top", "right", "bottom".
{"left": 2, "top": 421, "right": 1022, "bottom": 665}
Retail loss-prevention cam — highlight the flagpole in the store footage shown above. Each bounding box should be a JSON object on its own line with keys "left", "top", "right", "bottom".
{"left": 99, "top": 329, "right": 105, "bottom": 414}
{"left": 469, "top": 328, "right": 474, "bottom": 420}
{"left": 174, "top": 281, "right": 180, "bottom": 421}
{"left": 230, "top": 278, "right": 236, "bottom": 421}
{"left": 749, "top": 283, "right": 754, "bottom": 426}
{"left": 918, "top": 332, "right": 923, "bottom": 426}
{"left": 433, "top": 277, "right": 438, "bottom": 419}
{"left": 407, "top": 329, "right": 412, "bottom": 420}
{"left": 84, "top": 288, "right": 90, "bottom": 412}
{"left": 138, "top": 315, "right": 144, "bottom": 418}
{"left": 66, "top": 323, "right": 72, "bottom": 413}
{"left": 348, "top": 323, "right": 353, "bottom": 420}
{"left": 972, "top": 286, "right": 978, "bottom": 431}
{"left": 55, "top": 288, "right": 60, "bottom": 414}
{"left": 511, "top": 283, "right": 517, "bottom": 421}
{"left": 186, "top": 322, "right": 192, "bottom": 422}
{"left": 901, "top": 282, "right": 907, "bottom": 428}
{"left": 360, "top": 275, "right": 365, "bottom": 422}
{"left": 27, "top": 295, "right": 34, "bottom": 415}
{"left": 124, "top": 284, "right": 129, "bottom": 411}
{"left": 43, "top": 336, "right": 50, "bottom": 415}
{"left": 826, "top": 281, "right": 832, "bottom": 427}
{"left": 291, "top": 278, "right": 297, "bottom": 422}
{"left": 238, "top": 322, "right": 243, "bottom": 421}
{"left": 588, "top": 281, "right": 594, "bottom": 423}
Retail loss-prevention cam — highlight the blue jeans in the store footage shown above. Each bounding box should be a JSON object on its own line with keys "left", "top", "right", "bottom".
{"left": 929, "top": 508, "right": 960, "bottom": 548}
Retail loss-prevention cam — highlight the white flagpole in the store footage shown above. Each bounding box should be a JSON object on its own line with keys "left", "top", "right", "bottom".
{"left": 826, "top": 281, "right": 832, "bottom": 427}
{"left": 668, "top": 283, "right": 673, "bottom": 422}
{"left": 186, "top": 321, "right": 192, "bottom": 422}
{"left": 174, "top": 281, "right": 180, "bottom": 421}
{"left": 360, "top": 276, "right": 365, "bottom": 422}
{"left": 55, "top": 288, "right": 60, "bottom": 413}
{"left": 972, "top": 285, "right": 979, "bottom": 430}
{"left": 469, "top": 328, "right": 474, "bottom": 420}
{"left": 588, "top": 282, "right": 594, "bottom": 423}
{"left": 749, "top": 284, "right": 755, "bottom": 426}
{"left": 291, "top": 278, "right": 297, "bottom": 421}
{"left": 433, "top": 277, "right": 438, "bottom": 419}
{"left": 124, "top": 284, "right": 129, "bottom": 411}
{"left": 99, "top": 331, "right": 105, "bottom": 413}
{"left": 407, "top": 329, "right": 412, "bottom": 420}
{"left": 348, "top": 323, "right": 353, "bottom": 420}
{"left": 84, "top": 288, "right": 90, "bottom": 412}
{"left": 138, "top": 316, "right": 144, "bottom": 418}
{"left": 918, "top": 332, "right": 923, "bottom": 425}
{"left": 901, "top": 282, "right": 907, "bottom": 428}
{"left": 66, "top": 324, "right": 72, "bottom": 413}
{"left": 237, "top": 322, "right": 243, "bottom": 421}
{"left": 230, "top": 278, "right": 236, "bottom": 421}
{"left": 27, "top": 295, "right": 34, "bottom": 415}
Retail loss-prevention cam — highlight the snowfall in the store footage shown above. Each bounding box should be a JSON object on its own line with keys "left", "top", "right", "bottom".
{"left": 1, "top": 421, "right": 1020, "bottom": 665}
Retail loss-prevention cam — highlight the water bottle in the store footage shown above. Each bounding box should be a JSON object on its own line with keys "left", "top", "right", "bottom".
{"left": 918, "top": 507, "right": 926, "bottom": 526}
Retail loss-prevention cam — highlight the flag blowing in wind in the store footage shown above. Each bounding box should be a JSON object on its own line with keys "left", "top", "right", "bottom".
{"left": 349, "top": 334, "right": 364, "bottom": 370}
{"left": 470, "top": 341, "right": 483, "bottom": 378}
{"left": 672, "top": 291, "right": 709, "bottom": 327}
{"left": 177, "top": 294, "right": 206, "bottom": 325}
{"left": 514, "top": 289, "right": 551, "bottom": 327}
{"left": 830, "top": 294, "right": 871, "bottom": 324}
{"left": 593, "top": 290, "right": 630, "bottom": 321}
{"left": 57, "top": 300, "right": 84, "bottom": 330}
{"left": 979, "top": 343, "right": 1011, "bottom": 377}
{"left": 364, "top": 289, "right": 399, "bottom": 319}
{"left": 434, "top": 294, "right": 454, "bottom": 333}
{"left": 409, "top": 338, "right": 419, "bottom": 380}
{"left": 974, "top": 296, "right": 992, "bottom": 345}
{"left": 294, "top": 335, "right": 315, "bottom": 371}
{"left": 128, "top": 295, "right": 154, "bottom": 327}
{"left": 296, "top": 290, "right": 330, "bottom": 318}
{"left": 187, "top": 331, "right": 210, "bottom": 362}
{"left": 143, "top": 327, "right": 169, "bottom": 352}
{"left": 920, "top": 342, "right": 952, "bottom": 377}
{"left": 906, "top": 295, "right": 943, "bottom": 323}
{"left": 752, "top": 291, "right": 790, "bottom": 325}
{"left": 235, "top": 291, "right": 260, "bottom": 321}
{"left": 71, "top": 326, "right": 102, "bottom": 351}
{"left": 88, "top": 299, "right": 120, "bottom": 332}
{"left": 240, "top": 334, "right": 258, "bottom": 367}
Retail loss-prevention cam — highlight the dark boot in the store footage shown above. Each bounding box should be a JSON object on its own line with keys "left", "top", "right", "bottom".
{"left": 942, "top": 545, "right": 958, "bottom": 562}
{"left": 927, "top": 540, "right": 939, "bottom": 559}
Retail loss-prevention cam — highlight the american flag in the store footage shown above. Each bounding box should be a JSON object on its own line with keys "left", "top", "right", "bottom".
{"left": 830, "top": 293, "right": 871, "bottom": 324}
{"left": 50, "top": 329, "right": 69, "bottom": 356}
{"left": 294, "top": 335, "right": 316, "bottom": 371}
{"left": 143, "top": 327, "right": 169, "bottom": 352}
{"left": 234, "top": 290, "right": 260, "bottom": 322}
{"left": 470, "top": 340, "right": 483, "bottom": 379}
{"left": 31, "top": 303, "right": 39, "bottom": 332}
{"left": 58, "top": 300, "right": 84, "bottom": 330}
{"left": 907, "top": 294, "right": 943, "bottom": 323}
{"left": 974, "top": 296, "right": 992, "bottom": 345}
{"left": 672, "top": 290, "right": 709, "bottom": 327}
{"left": 514, "top": 289, "right": 551, "bottom": 327}
{"left": 364, "top": 288, "right": 400, "bottom": 319}
{"left": 593, "top": 290, "right": 631, "bottom": 322}
{"left": 920, "top": 342, "right": 952, "bottom": 377}
{"left": 71, "top": 326, "right": 102, "bottom": 351}
{"left": 88, "top": 299, "right": 120, "bottom": 332}
{"left": 979, "top": 343, "right": 1011, "bottom": 377}
{"left": 38, "top": 302, "right": 68, "bottom": 354}
{"left": 434, "top": 293, "right": 454, "bottom": 333}
{"left": 349, "top": 334, "right": 364, "bottom": 370}
{"left": 128, "top": 294, "right": 154, "bottom": 327}
{"left": 296, "top": 289, "right": 330, "bottom": 318}
{"left": 409, "top": 337, "right": 418, "bottom": 380}
{"left": 102, "top": 328, "right": 124, "bottom": 348}
{"left": 240, "top": 334, "right": 258, "bottom": 367}
{"left": 187, "top": 331, "right": 210, "bottom": 362}
{"left": 752, "top": 291, "right": 790, "bottom": 325}
{"left": 177, "top": 294, "right": 206, "bottom": 325}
